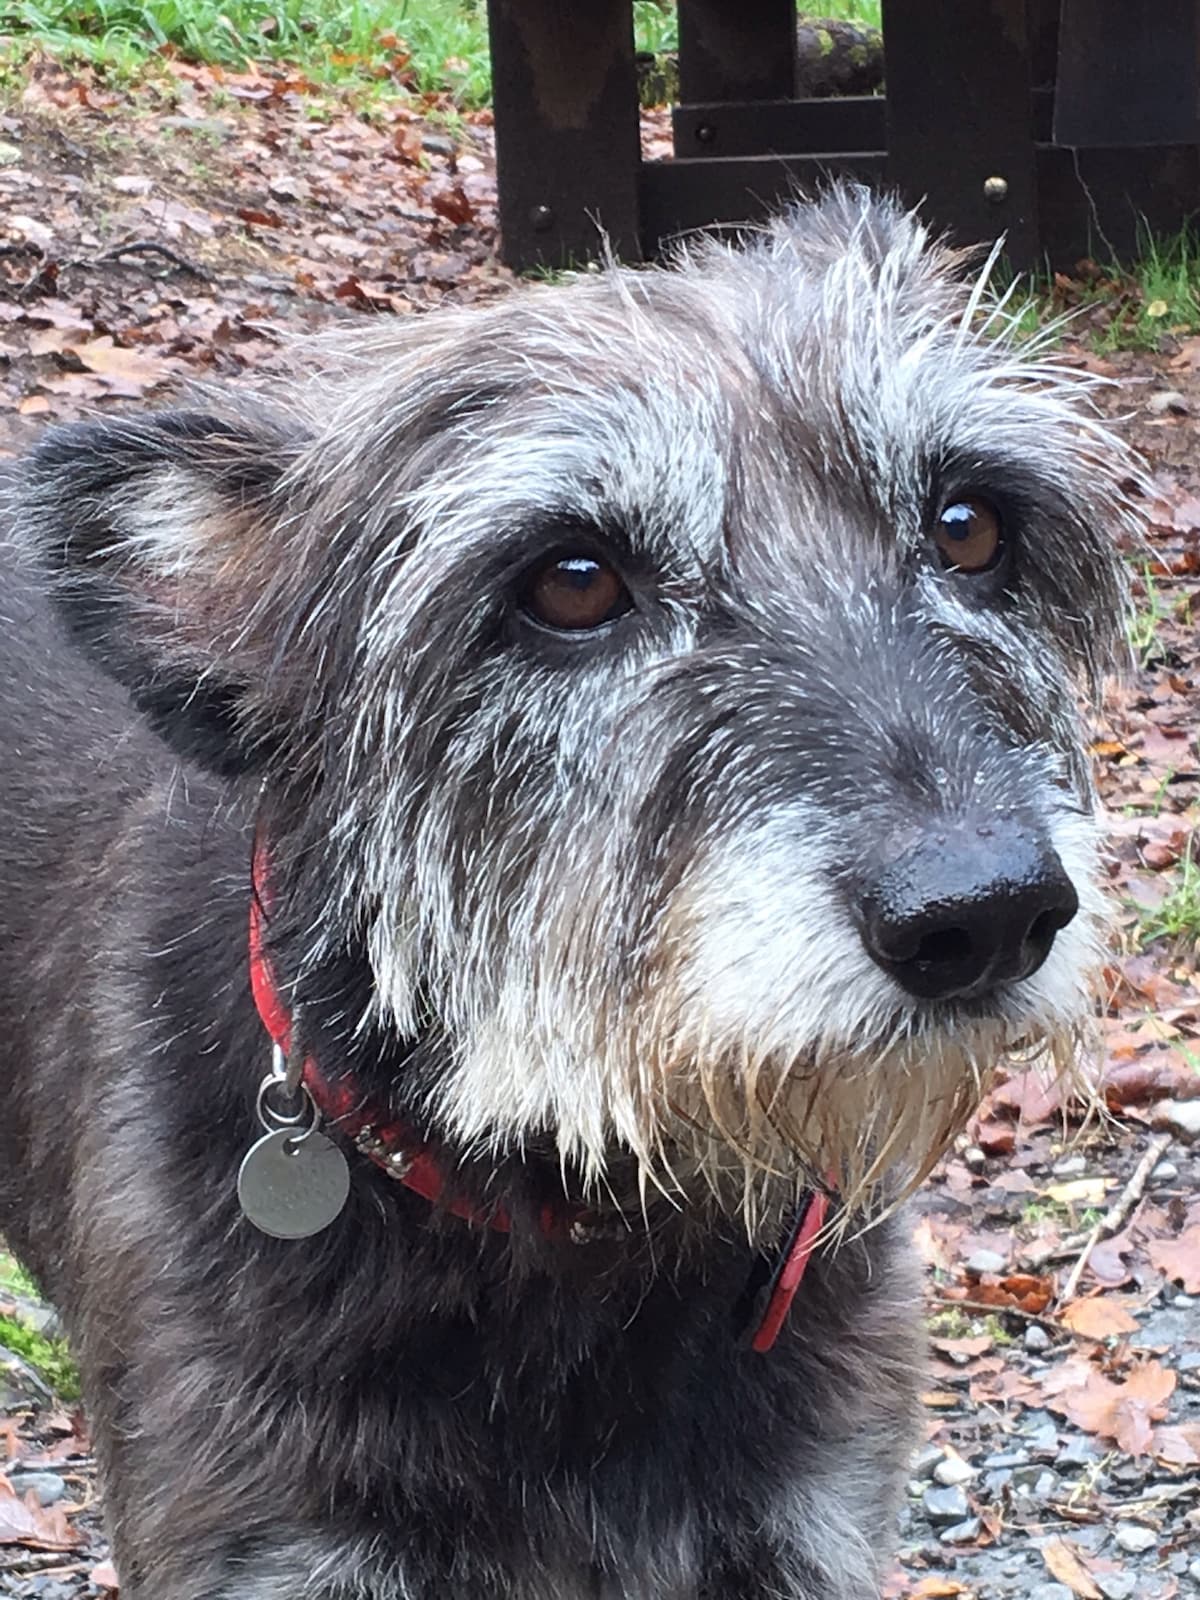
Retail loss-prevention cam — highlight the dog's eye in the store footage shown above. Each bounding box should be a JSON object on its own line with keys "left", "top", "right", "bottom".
{"left": 522, "top": 556, "right": 633, "bottom": 632}
{"left": 933, "top": 498, "right": 1003, "bottom": 573}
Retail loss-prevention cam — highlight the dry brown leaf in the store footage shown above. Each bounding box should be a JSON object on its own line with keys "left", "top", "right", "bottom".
{"left": 1042, "top": 1535, "right": 1101, "bottom": 1599}
{"left": 1045, "top": 1178, "right": 1111, "bottom": 1205}
{"left": 1048, "top": 1359, "right": 1176, "bottom": 1456}
{"left": 1154, "top": 1422, "right": 1200, "bottom": 1468}
{"left": 66, "top": 336, "right": 171, "bottom": 395}
{"left": 911, "top": 1581, "right": 967, "bottom": 1598}
{"left": 0, "top": 1477, "right": 83, "bottom": 1550}
{"left": 1059, "top": 1297, "right": 1139, "bottom": 1340}
{"left": 1148, "top": 1225, "right": 1200, "bottom": 1293}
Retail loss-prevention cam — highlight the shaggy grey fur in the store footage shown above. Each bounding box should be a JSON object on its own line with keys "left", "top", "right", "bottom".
{"left": 0, "top": 188, "right": 1136, "bottom": 1598}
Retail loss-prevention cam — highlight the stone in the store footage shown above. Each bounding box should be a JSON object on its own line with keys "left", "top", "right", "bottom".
{"left": 1024, "top": 1323, "right": 1052, "bottom": 1353}
{"left": 1153, "top": 1099, "right": 1200, "bottom": 1141}
{"left": 1146, "top": 389, "right": 1190, "bottom": 416}
{"left": 1095, "top": 1575, "right": 1138, "bottom": 1600}
{"left": 963, "top": 1145, "right": 986, "bottom": 1172}
{"left": 1151, "top": 1160, "right": 1179, "bottom": 1182}
{"left": 923, "top": 1485, "right": 970, "bottom": 1524}
{"left": 1057, "top": 1434, "right": 1097, "bottom": 1467}
{"left": 911, "top": 1444, "right": 946, "bottom": 1480}
{"left": 1028, "top": 1419, "right": 1060, "bottom": 1457}
{"left": 939, "top": 1516, "right": 981, "bottom": 1545}
{"left": 7, "top": 1470, "right": 66, "bottom": 1507}
{"left": 934, "top": 1455, "right": 976, "bottom": 1487}
{"left": 1052, "top": 1153, "right": 1087, "bottom": 1176}
{"left": 982, "top": 1467, "right": 1013, "bottom": 1496}
{"left": 1188, "top": 1559, "right": 1200, "bottom": 1583}
{"left": 966, "top": 1248, "right": 1008, "bottom": 1275}
{"left": 1030, "top": 1585, "right": 1074, "bottom": 1600}
{"left": 1114, "top": 1522, "right": 1157, "bottom": 1553}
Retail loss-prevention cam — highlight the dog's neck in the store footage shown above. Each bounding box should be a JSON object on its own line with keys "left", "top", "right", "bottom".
{"left": 247, "top": 837, "right": 828, "bottom": 1350}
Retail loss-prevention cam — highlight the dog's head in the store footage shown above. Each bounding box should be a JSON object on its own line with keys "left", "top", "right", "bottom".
{"left": 16, "top": 188, "right": 1138, "bottom": 1229}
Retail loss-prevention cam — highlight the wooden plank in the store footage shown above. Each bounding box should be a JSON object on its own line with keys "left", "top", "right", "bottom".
{"left": 640, "top": 152, "right": 888, "bottom": 256}
{"left": 1055, "top": 0, "right": 1200, "bottom": 148}
{"left": 1036, "top": 143, "right": 1200, "bottom": 268}
{"left": 883, "top": 0, "right": 1040, "bottom": 265}
{"left": 677, "top": 0, "right": 797, "bottom": 104}
{"left": 488, "top": 0, "right": 641, "bottom": 270}
{"left": 673, "top": 96, "right": 886, "bottom": 159}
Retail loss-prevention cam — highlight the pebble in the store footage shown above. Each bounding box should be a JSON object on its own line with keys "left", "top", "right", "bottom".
{"left": 966, "top": 1248, "right": 1008, "bottom": 1275}
{"left": 934, "top": 1455, "right": 976, "bottom": 1487}
{"left": 911, "top": 1444, "right": 945, "bottom": 1480}
{"left": 1031, "top": 1585, "right": 1074, "bottom": 1600}
{"left": 923, "top": 1484, "right": 970, "bottom": 1524}
{"left": 963, "top": 1145, "right": 986, "bottom": 1172}
{"left": 1147, "top": 389, "right": 1190, "bottom": 416}
{"left": 1151, "top": 1159, "right": 1179, "bottom": 1182}
{"left": 6, "top": 1470, "right": 66, "bottom": 1507}
{"left": 1024, "top": 1323, "right": 1052, "bottom": 1353}
{"left": 982, "top": 1467, "right": 1013, "bottom": 1496}
{"left": 1057, "top": 1434, "right": 1097, "bottom": 1467}
{"left": 1189, "top": 1559, "right": 1200, "bottom": 1583}
{"left": 422, "top": 134, "right": 457, "bottom": 157}
{"left": 1095, "top": 1576, "right": 1138, "bottom": 1600}
{"left": 1052, "top": 1153, "right": 1087, "bottom": 1176}
{"left": 1173, "top": 1293, "right": 1194, "bottom": 1307}
{"left": 939, "top": 1515, "right": 981, "bottom": 1545}
{"left": 1114, "top": 1522, "right": 1157, "bottom": 1554}
{"left": 1028, "top": 1419, "right": 1059, "bottom": 1458}
{"left": 1153, "top": 1099, "right": 1200, "bottom": 1141}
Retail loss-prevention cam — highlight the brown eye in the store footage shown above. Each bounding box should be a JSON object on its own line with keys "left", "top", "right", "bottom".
{"left": 523, "top": 556, "right": 632, "bottom": 632}
{"left": 933, "top": 498, "right": 1004, "bottom": 573}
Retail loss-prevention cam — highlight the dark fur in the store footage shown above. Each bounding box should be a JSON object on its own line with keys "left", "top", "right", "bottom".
{"left": 0, "top": 190, "right": 1134, "bottom": 1599}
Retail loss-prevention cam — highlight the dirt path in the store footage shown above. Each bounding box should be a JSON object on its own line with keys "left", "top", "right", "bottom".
{"left": 1, "top": 53, "right": 1199, "bottom": 1600}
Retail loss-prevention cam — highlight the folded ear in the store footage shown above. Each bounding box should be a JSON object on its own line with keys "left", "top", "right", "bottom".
{"left": 18, "top": 409, "right": 309, "bottom": 776}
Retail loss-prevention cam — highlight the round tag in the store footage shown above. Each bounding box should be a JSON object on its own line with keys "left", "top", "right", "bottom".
{"left": 237, "top": 1128, "right": 350, "bottom": 1240}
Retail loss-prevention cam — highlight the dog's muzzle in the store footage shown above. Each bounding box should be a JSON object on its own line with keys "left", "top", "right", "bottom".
{"left": 858, "top": 817, "right": 1079, "bottom": 1002}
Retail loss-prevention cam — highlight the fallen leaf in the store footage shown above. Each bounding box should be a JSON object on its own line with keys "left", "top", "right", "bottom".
{"left": 1045, "top": 1178, "right": 1111, "bottom": 1205}
{"left": 1059, "top": 1297, "right": 1139, "bottom": 1339}
{"left": 0, "top": 1478, "right": 83, "bottom": 1550}
{"left": 1048, "top": 1359, "right": 1177, "bottom": 1456}
{"left": 1042, "top": 1535, "right": 1101, "bottom": 1599}
{"left": 1154, "top": 1422, "right": 1200, "bottom": 1469}
{"left": 1148, "top": 1224, "right": 1200, "bottom": 1292}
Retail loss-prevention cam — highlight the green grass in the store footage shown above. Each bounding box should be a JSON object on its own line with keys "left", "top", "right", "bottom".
{"left": 1, "top": 2, "right": 883, "bottom": 101}
{"left": 1137, "top": 848, "right": 1200, "bottom": 951}
{"left": 1084, "top": 226, "right": 1200, "bottom": 352}
{"left": 0, "top": 0, "right": 710, "bottom": 101}
{"left": 1128, "top": 564, "right": 1168, "bottom": 667}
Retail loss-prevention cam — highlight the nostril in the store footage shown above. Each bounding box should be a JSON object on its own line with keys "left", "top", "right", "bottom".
{"left": 912, "top": 925, "right": 973, "bottom": 969}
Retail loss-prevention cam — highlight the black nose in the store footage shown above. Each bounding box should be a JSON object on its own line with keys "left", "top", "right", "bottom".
{"left": 859, "top": 824, "right": 1079, "bottom": 1001}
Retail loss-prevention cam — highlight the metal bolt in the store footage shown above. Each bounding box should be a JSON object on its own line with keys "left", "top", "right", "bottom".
{"left": 983, "top": 175, "right": 1009, "bottom": 204}
{"left": 529, "top": 204, "right": 554, "bottom": 233}
{"left": 695, "top": 123, "right": 716, "bottom": 144}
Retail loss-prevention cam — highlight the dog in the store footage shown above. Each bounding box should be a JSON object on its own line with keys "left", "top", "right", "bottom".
{"left": 0, "top": 187, "right": 1135, "bottom": 1599}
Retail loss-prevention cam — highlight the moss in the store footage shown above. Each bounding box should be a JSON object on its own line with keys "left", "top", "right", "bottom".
{"left": 0, "top": 1314, "right": 81, "bottom": 1401}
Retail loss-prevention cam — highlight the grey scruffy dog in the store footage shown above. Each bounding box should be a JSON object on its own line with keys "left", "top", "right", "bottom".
{"left": 0, "top": 187, "right": 1135, "bottom": 1599}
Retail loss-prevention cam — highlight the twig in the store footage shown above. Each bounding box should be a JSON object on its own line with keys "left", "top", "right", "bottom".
{"left": 930, "top": 1294, "right": 1056, "bottom": 1326}
{"left": 1056, "top": 1130, "right": 1173, "bottom": 1306}
{"left": 82, "top": 239, "right": 209, "bottom": 279}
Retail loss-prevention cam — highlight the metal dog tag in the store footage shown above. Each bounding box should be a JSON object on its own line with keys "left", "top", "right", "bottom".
{"left": 238, "top": 1128, "right": 350, "bottom": 1240}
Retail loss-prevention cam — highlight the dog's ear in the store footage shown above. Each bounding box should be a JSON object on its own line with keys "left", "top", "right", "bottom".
{"left": 18, "top": 409, "right": 308, "bottom": 777}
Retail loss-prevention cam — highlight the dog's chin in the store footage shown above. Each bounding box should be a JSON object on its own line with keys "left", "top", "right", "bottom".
{"left": 604, "top": 1000, "right": 1092, "bottom": 1243}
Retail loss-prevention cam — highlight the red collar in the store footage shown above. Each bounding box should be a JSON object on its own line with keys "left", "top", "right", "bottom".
{"left": 247, "top": 842, "right": 827, "bottom": 1350}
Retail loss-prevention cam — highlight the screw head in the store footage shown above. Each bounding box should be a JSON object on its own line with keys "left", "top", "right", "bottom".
{"left": 529, "top": 204, "right": 554, "bottom": 233}
{"left": 695, "top": 123, "right": 716, "bottom": 144}
{"left": 983, "top": 175, "right": 1009, "bottom": 204}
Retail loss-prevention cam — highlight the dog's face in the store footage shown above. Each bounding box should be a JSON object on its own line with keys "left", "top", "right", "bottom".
{"left": 17, "top": 189, "right": 1136, "bottom": 1228}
